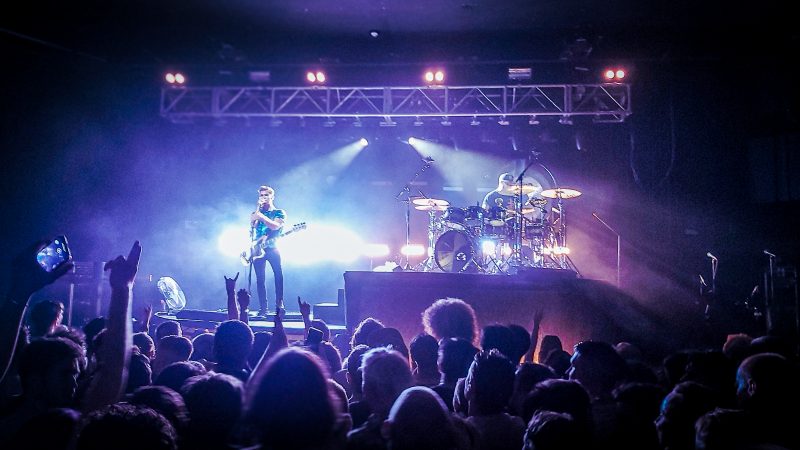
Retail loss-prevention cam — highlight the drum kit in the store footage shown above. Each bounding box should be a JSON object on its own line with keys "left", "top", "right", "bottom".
{"left": 411, "top": 185, "right": 582, "bottom": 273}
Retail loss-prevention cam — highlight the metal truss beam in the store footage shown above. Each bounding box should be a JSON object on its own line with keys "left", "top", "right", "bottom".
{"left": 161, "top": 84, "right": 631, "bottom": 123}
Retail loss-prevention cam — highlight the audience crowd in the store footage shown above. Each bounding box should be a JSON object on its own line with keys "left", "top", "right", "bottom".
{"left": 1, "top": 240, "right": 798, "bottom": 449}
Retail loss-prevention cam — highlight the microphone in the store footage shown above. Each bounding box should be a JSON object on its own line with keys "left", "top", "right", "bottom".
{"left": 763, "top": 250, "right": 776, "bottom": 258}
{"left": 706, "top": 252, "right": 718, "bottom": 261}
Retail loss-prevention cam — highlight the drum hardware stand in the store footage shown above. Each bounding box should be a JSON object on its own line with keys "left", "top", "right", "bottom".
{"left": 395, "top": 158, "right": 434, "bottom": 271}
{"left": 508, "top": 160, "right": 537, "bottom": 268}
{"left": 418, "top": 209, "right": 440, "bottom": 272}
{"left": 592, "top": 212, "right": 621, "bottom": 287}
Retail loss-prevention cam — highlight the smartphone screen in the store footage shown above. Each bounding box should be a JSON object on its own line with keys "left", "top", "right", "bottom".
{"left": 36, "top": 235, "right": 72, "bottom": 272}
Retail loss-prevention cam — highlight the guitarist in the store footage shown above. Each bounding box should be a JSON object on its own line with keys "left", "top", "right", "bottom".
{"left": 250, "top": 185, "right": 285, "bottom": 315}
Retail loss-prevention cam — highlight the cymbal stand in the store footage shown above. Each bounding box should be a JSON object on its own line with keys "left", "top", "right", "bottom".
{"left": 395, "top": 159, "right": 433, "bottom": 270}
{"left": 509, "top": 160, "right": 537, "bottom": 267}
{"left": 419, "top": 209, "right": 440, "bottom": 272}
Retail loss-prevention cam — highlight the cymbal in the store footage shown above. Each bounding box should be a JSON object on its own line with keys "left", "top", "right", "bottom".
{"left": 412, "top": 197, "right": 449, "bottom": 207}
{"left": 499, "top": 177, "right": 542, "bottom": 195}
{"left": 540, "top": 188, "right": 582, "bottom": 199}
{"left": 415, "top": 204, "right": 448, "bottom": 211}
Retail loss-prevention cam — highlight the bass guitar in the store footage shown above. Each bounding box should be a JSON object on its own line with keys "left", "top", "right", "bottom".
{"left": 240, "top": 222, "right": 307, "bottom": 266}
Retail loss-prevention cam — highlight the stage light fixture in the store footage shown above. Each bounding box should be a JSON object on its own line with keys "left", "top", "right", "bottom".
{"left": 165, "top": 72, "right": 186, "bottom": 84}
{"left": 323, "top": 118, "right": 336, "bottom": 127}
{"left": 602, "top": 67, "right": 627, "bottom": 82}
{"left": 470, "top": 116, "right": 481, "bottom": 126}
{"left": 353, "top": 118, "right": 363, "bottom": 127}
{"left": 440, "top": 117, "right": 452, "bottom": 126}
{"left": 306, "top": 70, "right": 327, "bottom": 83}
{"left": 559, "top": 115, "right": 574, "bottom": 125}
{"left": 413, "top": 117, "right": 424, "bottom": 127}
{"left": 508, "top": 67, "right": 532, "bottom": 81}
{"left": 498, "top": 116, "right": 510, "bottom": 126}
{"left": 359, "top": 138, "right": 369, "bottom": 146}
{"left": 165, "top": 73, "right": 176, "bottom": 84}
{"left": 424, "top": 69, "right": 445, "bottom": 84}
{"left": 407, "top": 137, "right": 419, "bottom": 146}
{"left": 528, "top": 115, "right": 540, "bottom": 125}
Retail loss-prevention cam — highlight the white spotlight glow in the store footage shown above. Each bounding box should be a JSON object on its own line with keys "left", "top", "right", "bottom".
{"left": 306, "top": 72, "right": 317, "bottom": 83}
{"left": 165, "top": 73, "right": 176, "bottom": 84}
{"left": 174, "top": 73, "right": 186, "bottom": 84}
{"left": 481, "top": 239, "right": 497, "bottom": 256}
{"left": 279, "top": 224, "right": 363, "bottom": 265}
{"left": 400, "top": 244, "right": 426, "bottom": 257}
{"left": 424, "top": 71, "right": 434, "bottom": 83}
{"left": 407, "top": 137, "right": 419, "bottom": 146}
{"left": 615, "top": 69, "right": 625, "bottom": 79}
{"left": 359, "top": 138, "right": 369, "bottom": 147}
{"left": 316, "top": 71, "right": 326, "bottom": 83}
{"left": 604, "top": 69, "right": 615, "bottom": 80}
{"left": 217, "top": 225, "right": 252, "bottom": 258}
{"left": 362, "top": 243, "right": 390, "bottom": 258}
{"left": 434, "top": 70, "right": 444, "bottom": 82}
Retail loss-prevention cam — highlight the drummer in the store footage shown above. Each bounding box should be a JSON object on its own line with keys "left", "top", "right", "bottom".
{"left": 481, "top": 172, "right": 543, "bottom": 211}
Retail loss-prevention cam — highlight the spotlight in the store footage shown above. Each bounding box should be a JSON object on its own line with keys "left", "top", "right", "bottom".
{"left": 602, "top": 67, "right": 627, "bottom": 82}
{"left": 323, "top": 118, "right": 336, "bottom": 127}
{"left": 354, "top": 118, "right": 363, "bottom": 127}
{"left": 413, "top": 117, "right": 424, "bottom": 127}
{"left": 558, "top": 115, "right": 573, "bottom": 125}
{"left": 359, "top": 138, "right": 369, "bottom": 146}
{"left": 440, "top": 117, "right": 452, "bottom": 126}
{"left": 362, "top": 243, "right": 390, "bottom": 257}
{"left": 165, "top": 72, "right": 186, "bottom": 84}
{"left": 528, "top": 115, "right": 540, "bottom": 125}
{"left": 498, "top": 116, "right": 510, "bottom": 126}
{"left": 508, "top": 67, "right": 532, "bottom": 81}
{"left": 369, "top": 30, "right": 380, "bottom": 38}
{"left": 306, "top": 70, "right": 327, "bottom": 83}
{"left": 424, "top": 69, "right": 445, "bottom": 84}
{"left": 470, "top": 116, "right": 481, "bottom": 126}
{"left": 407, "top": 137, "right": 419, "bottom": 146}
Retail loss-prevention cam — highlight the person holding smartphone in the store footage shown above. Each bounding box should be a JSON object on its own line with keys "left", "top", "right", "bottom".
{"left": 249, "top": 185, "right": 285, "bottom": 316}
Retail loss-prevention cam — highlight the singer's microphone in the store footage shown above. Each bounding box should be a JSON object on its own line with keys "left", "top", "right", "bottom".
{"left": 763, "top": 250, "right": 776, "bottom": 258}
{"left": 706, "top": 252, "right": 718, "bottom": 261}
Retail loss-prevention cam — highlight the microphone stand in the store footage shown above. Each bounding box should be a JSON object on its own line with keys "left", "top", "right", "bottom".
{"left": 592, "top": 213, "right": 621, "bottom": 288}
{"left": 396, "top": 159, "right": 433, "bottom": 270}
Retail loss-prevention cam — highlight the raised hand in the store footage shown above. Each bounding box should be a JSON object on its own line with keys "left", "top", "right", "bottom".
{"left": 104, "top": 241, "right": 142, "bottom": 290}
{"left": 236, "top": 288, "right": 250, "bottom": 310}
{"left": 224, "top": 272, "right": 240, "bottom": 294}
{"left": 298, "top": 296, "right": 311, "bottom": 318}
{"left": 8, "top": 240, "right": 74, "bottom": 300}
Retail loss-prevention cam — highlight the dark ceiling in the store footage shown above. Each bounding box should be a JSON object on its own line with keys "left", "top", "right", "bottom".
{"left": 2, "top": 0, "right": 793, "bottom": 69}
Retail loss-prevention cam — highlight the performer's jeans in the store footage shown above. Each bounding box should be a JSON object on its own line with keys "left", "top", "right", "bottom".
{"left": 253, "top": 247, "right": 284, "bottom": 312}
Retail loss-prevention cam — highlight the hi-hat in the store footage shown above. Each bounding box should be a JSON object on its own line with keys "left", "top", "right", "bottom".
{"left": 540, "top": 188, "right": 582, "bottom": 199}
{"left": 412, "top": 197, "right": 449, "bottom": 207}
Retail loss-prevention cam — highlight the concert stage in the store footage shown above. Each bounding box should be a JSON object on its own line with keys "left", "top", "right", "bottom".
{"left": 343, "top": 269, "right": 672, "bottom": 357}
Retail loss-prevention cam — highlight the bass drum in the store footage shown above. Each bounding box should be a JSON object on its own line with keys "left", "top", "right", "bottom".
{"left": 434, "top": 230, "right": 479, "bottom": 273}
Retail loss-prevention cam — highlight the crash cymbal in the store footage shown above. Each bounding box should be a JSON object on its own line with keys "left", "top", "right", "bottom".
{"left": 415, "top": 204, "right": 448, "bottom": 211}
{"left": 507, "top": 183, "right": 542, "bottom": 195}
{"left": 412, "top": 197, "right": 449, "bottom": 207}
{"left": 540, "top": 188, "right": 582, "bottom": 199}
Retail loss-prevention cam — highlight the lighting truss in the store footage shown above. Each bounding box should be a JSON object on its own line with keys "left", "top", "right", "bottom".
{"left": 160, "top": 84, "right": 631, "bottom": 123}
